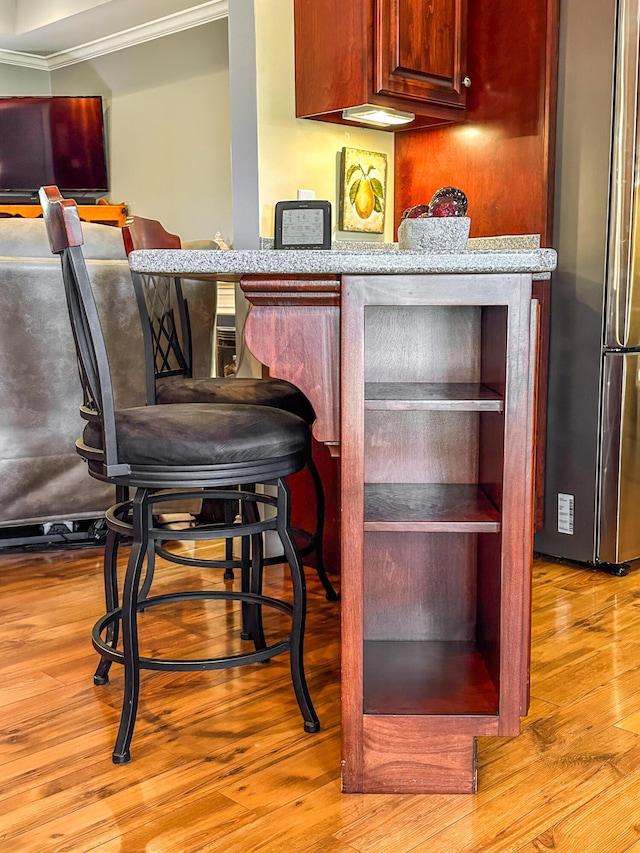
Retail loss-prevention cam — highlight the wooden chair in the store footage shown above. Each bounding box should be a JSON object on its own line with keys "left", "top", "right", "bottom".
{"left": 40, "top": 186, "right": 320, "bottom": 764}
{"left": 123, "top": 215, "right": 338, "bottom": 601}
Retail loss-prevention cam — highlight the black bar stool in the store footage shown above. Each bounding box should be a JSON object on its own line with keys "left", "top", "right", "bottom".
{"left": 40, "top": 186, "right": 321, "bottom": 764}
{"left": 122, "top": 216, "right": 338, "bottom": 601}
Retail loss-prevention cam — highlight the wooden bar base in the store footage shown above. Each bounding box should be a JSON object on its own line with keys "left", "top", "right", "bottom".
{"left": 346, "top": 720, "right": 477, "bottom": 794}
{"left": 340, "top": 274, "right": 534, "bottom": 796}
{"left": 240, "top": 270, "right": 538, "bottom": 795}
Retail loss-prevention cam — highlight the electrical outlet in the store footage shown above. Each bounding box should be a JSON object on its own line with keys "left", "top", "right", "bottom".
{"left": 43, "top": 521, "right": 74, "bottom": 535}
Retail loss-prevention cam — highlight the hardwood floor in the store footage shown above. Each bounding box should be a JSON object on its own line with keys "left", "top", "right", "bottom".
{"left": 2, "top": 539, "right": 640, "bottom": 852}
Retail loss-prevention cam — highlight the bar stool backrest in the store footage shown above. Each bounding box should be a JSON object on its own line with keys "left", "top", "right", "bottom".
{"left": 39, "top": 184, "right": 124, "bottom": 476}
{"left": 123, "top": 216, "right": 192, "bottom": 405}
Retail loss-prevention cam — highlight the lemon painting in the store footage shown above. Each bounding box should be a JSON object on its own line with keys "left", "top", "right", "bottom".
{"left": 339, "top": 147, "right": 387, "bottom": 233}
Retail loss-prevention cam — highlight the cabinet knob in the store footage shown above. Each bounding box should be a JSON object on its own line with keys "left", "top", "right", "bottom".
{"left": 462, "top": 76, "right": 472, "bottom": 88}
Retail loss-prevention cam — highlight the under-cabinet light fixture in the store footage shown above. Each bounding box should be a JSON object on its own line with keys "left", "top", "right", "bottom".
{"left": 341, "top": 104, "right": 415, "bottom": 127}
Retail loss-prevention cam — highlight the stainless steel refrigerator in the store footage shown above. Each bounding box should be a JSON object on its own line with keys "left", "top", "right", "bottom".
{"left": 535, "top": 0, "right": 640, "bottom": 571}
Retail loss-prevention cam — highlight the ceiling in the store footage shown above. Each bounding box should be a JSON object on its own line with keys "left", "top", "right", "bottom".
{"left": 0, "top": 0, "right": 227, "bottom": 63}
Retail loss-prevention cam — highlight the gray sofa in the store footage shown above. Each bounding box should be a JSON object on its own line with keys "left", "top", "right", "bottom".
{"left": 0, "top": 217, "right": 217, "bottom": 533}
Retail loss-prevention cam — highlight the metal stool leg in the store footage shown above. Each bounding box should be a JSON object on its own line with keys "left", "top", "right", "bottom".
{"left": 240, "top": 519, "right": 253, "bottom": 641}
{"left": 112, "top": 489, "right": 150, "bottom": 765}
{"left": 277, "top": 478, "right": 320, "bottom": 733}
{"left": 94, "top": 526, "right": 121, "bottom": 685}
{"left": 224, "top": 499, "right": 235, "bottom": 580}
{"left": 139, "top": 540, "right": 156, "bottom": 602}
{"left": 248, "top": 500, "right": 267, "bottom": 652}
{"left": 306, "top": 458, "right": 339, "bottom": 601}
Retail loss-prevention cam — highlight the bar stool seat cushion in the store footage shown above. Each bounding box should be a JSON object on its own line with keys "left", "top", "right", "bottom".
{"left": 156, "top": 377, "right": 316, "bottom": 425}
{"left": 83, "top": 403, "right": 309, "bottom": 467}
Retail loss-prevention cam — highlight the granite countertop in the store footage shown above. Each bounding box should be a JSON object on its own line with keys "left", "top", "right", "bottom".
{"left": 128, "top": 242, "right": 557, "bottom": 279}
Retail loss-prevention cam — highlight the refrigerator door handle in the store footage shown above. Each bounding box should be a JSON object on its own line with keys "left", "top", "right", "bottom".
{"left": 605, "top": 0, "right": 640, "bottom": 349}
{"left": 598, "top": 351, "right": 640, "bottom": 563}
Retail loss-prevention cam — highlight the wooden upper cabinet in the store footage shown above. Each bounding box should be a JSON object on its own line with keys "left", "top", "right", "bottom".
{"left": 375, "top": 0, "right": 468, "bottom": 108}
{"left": 294, "top": 0, "right": 468, "bottom": 131}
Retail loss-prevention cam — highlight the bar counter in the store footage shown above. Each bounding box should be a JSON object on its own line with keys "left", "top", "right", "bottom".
{"left": 127, "top": 245, "right": 557, "bottom": 794}
{"left": 128, "top": 244, "right": 557, "bottom": 447}
{"left": 128, "top": 245, "right": 557, "bottom": 278}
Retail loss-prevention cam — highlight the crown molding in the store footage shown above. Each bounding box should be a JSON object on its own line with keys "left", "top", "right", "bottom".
{"left": 0, "top": 0, "right": 228, "bottom": 71}
{"left": 0, "top": 48, "right": 49, "bottom": 70}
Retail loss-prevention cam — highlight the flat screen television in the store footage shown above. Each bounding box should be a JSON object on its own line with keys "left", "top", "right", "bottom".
{"left": 0, "top": 95, "right": 109, "bottom": 202}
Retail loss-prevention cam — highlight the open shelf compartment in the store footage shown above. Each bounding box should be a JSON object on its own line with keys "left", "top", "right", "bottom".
{"left": 362, "top": 529, "right": 504, "bottom": 721}
{"left": 363, "top": 639, "right": 500, "bottom": 716}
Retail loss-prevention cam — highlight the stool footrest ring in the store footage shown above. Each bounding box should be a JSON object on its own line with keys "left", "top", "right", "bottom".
{"left": 92, "top": 589, "right": 294, "bottom": 671}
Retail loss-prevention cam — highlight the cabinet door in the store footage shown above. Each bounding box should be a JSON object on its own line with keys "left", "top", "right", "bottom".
{"left": 375, "top": 0, "right": 468, "bottom": 108}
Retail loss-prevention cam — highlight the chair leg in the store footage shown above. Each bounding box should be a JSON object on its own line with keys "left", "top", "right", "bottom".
{"left": 115, "top": 484, "right": 129, "bottom": 504}
{"left": 306, "top": 458, "right": 339, "bottom": 601}
{"left": 237, "top": 498, "right": 268, "bottom": 650}
{"left": 94, "top": 526, "right": 121, "bottom": 686}
{"left": 248, "top": 501, "right": 267, "bottom": 652}
{"left": 240, "top": 521, "right": 253, "bottom": 641}
{"left": 277, "top": 478, "right": 320, "bottom": 733}
{"left": 138, "top": 539, "right": 156, "bottom": 602}
{"left": 94, "top": 507, "right": 154, "bottom": 691}
{"left": 112, "top": 489, "right": 150, "bottom": 765}
{"left": 224, "top": 499, "right": 235, "bottom": 580}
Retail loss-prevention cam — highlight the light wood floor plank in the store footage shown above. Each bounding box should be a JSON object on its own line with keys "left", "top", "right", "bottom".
{"left": 616, "top": 708, "right": 640, "bottom": 734}
{"left": 515, "top": 765, "right": 640, "bottom": 851}
{"left": 2, "top": 542, "right": 640, "bottom": 852}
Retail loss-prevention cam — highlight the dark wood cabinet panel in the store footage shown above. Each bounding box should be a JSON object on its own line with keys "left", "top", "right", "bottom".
{"left": 294, "top": 0, "right": 467, "bottom": 131}
{"left": 393, "top": 0, "right": 558, "bottom": 238}
{"left": 340, "top": 272, "right": 536, "bottom": 793}
{"left": 239, "top": 267, "right": 542, "bottom": 792}
{"left": 375, "top": 0, "right": 467, "bottom": 108}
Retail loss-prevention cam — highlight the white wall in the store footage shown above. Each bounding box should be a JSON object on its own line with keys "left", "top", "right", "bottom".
{"left": 50, "top": 20, "right": 232, "bottom": 242}
{"left": 16, "top": 0, "right": 110, "bottom": 33}
{"left": 0, "top": 64, "right": 50, "bottom": 95}
{"left": 227, "top": 0, "right": 396, "bottom": 377}
{"left": 0, "top": 0, "right": 14, "bottom": 33}
{"left": 2, "top": 4, "right": 392, "bottom": 243}
{"left": 254, "top": 0, "right": 395, "bottom": 243}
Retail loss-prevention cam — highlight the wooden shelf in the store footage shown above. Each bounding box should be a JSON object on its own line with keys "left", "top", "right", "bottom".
{"left": 364, "top": 483, "right": 501, "bottom": 532}
{"left": 0, "top": 202, "right": 128, "bottom": 228}
{"left": 364, "top": 382, "right": 504, "bottom": 411}
{"left": 363, "top": 640, "right": 499, "bottom": 716}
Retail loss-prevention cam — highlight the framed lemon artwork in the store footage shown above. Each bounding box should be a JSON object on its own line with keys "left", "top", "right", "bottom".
{"left": 339, "top": 147, "right": 387, "bottom": 233}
